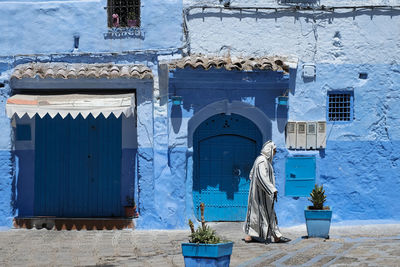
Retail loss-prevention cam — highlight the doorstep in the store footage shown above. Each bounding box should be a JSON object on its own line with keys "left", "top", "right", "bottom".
{"left": 13, "top": 217, "right": 134, "bottom": 230}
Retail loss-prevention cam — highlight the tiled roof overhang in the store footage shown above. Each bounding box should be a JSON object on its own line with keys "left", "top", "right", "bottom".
{"left": 11, "top": 62, "right": 153, "bottom": 80}
{"left": 168, "top": 55, "right": 297, "bottom": 73}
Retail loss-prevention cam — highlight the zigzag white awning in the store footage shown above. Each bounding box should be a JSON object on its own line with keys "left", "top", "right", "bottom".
{"left": 6, "top": 93, "right": 135, "bottom": 119}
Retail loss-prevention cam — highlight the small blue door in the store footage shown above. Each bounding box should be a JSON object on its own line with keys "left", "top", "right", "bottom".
{"left": 193, "top": 113, "right": 262, "bottom": 221}
{"left": 34, "top": 114, "right": 122, "bottom": 217}
{"left": 285, "top": 157, "right": 316, "bottom": 197}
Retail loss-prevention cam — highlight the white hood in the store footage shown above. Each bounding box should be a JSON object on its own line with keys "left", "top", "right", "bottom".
{"left": 260, "top": 141, "right": 276, "bottom": 162}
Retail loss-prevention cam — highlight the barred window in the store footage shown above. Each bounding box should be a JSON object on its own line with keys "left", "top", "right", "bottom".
{"left": 327, "top": 91, "right": 354, "bottom": 122}
{"left": 108, "top": 0, "right": 140, "bottom": 28}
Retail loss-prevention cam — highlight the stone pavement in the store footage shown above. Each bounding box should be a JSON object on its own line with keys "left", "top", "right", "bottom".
{"left": 0, "top": 222, "right": 399, "bottom": 266}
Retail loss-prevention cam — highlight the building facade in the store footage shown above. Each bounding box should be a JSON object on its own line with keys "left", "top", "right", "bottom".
{"left": 0, "top": 0, "right": 182, "bottom": 229}
{"left": 0, "top": 0, "right": 399, "bottom": 229}
{"left": 175, "top": 0, "right": 400, "bottom": 227}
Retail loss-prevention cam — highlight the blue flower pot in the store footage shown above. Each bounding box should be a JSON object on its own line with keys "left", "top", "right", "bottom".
{"left": 171, "top": 96, "right": 183, "bottom": 106}
{"left": 181, "top": 242, "right": 233, "bottom": 267}
{"left": 278, "top": 96, "right": 289, "bottom": 106}
{"left": 304, "top": 207, "right": 332, "bottom": 238}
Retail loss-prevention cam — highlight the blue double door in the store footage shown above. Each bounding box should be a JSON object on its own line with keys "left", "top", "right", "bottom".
{"left": 34, "top": 114, "right": 122, "bottom": 217}
{"left": 193, "top": 114, "right": 262, "bottom": 221}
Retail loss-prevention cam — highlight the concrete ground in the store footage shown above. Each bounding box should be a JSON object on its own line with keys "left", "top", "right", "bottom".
{"left": 0, "top": 222, "right": 399, "bottom": 266}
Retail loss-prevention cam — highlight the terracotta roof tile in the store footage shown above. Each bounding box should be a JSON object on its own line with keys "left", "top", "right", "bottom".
{"left": 11, "top": 62, "right": 153, "bottom": 80}
{"left": 168, "top": 55, "right": 292, "bottom": 73}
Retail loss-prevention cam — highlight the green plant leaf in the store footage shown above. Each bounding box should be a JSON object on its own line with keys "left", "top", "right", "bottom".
{"left": 308, "top": 184, "right": 327, "bottom": 210}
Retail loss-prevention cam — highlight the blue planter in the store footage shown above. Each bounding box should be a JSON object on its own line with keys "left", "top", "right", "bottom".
{"left": 278, "top": 96, "right": 289, "bottom": 106}
{"left": 304, "top": 207, "right": 332, "bottom": 238}
{"left": 181, "top": 242, "right": 233, "bottom": 267}
{"left": 171, "top": 96, "right": 183, "bottom": 106}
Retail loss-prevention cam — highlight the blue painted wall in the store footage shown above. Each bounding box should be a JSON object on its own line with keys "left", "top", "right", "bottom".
{"left": 0, "top": 62, "right": 14, "bottom": 228}
{"left": 0, "top": 0, "right": 175, "bottom": 227}
{"left": 0, "top": 0, "right": 182, "bottom": 226}
{"left": 274, "top": 62, "right": 400, "bottom": 226}
{"left": 151, "top": 0, "right": 400, "bottom": 229}
{"left": 150, "top": 67, "right": 291, "bottom": 229}
{"left": 0, "top": 58, "right": 154, "bottom": 227}
{"left": 157, "top": 60, "right": 400, "bottom": 228}
{"left": 1, "top": 0, "right": 400, "bottom": 229}
{"left": 0, "top": 0, "right": 183, "bottom": 55}
{"left": 0, "top": 150, "right": 14, "bottom": 228}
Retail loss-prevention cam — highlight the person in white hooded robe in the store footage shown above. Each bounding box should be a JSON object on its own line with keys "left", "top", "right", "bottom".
{"left": 243, "top": 141, "right": 291, "bottom": 243}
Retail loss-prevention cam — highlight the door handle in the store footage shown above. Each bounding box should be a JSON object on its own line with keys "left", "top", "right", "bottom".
{"left": 233, "top": 168, "right": 241, "bottom": 176}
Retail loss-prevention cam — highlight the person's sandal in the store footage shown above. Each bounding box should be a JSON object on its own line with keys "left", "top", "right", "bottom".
{"left": 275, "top": 237, "right": 291, "bottom": 243}
{"left": 244, "top": 236, "right": 253, "bottom": 243}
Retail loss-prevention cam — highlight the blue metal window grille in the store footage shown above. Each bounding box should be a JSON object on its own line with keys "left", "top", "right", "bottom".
{"left": 327, "top": 91, "right": 353, "bottom": 122}
{"left": 107, "top": 0, "right": 140, "bottom": 28}
{"left": 16, "top": 124, "right": 31, "bottom": 141}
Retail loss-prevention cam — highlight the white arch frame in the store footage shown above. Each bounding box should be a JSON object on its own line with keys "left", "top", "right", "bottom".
{"left": 187, "top": 100, "right": 271, "bottom": 147}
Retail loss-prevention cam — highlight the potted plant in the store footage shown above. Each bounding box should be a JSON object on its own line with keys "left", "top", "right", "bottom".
{"left": 127, "top": 12, "right": 138, "bottom": 27}
{"left": 181, "top": 203, "right": 233, "bottom": 267}
{"left": 124, "top": 196, "right": 139, "bottom": 218}
{"left": 278, "top": 89, "right": 289, "bottom": 106}
{"left": 278, "top": 95, "right": 289, "bottom": 105}
{"left": 304, "top": 184, "right": 332, "bottom": 238}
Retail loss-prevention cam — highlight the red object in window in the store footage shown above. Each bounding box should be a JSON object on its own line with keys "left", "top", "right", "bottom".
{"left": 112, "top": 13, "right": 120, "bottom": 27}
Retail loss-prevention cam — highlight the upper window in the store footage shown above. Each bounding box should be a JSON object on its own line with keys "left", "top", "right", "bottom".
{"left": 327, "top": 91, "right": 354, "bottom": 122}
{"left": 107, "top": 0, "right": 140, "bottom": 28}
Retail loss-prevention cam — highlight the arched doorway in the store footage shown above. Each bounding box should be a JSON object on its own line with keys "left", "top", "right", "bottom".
{"left": 193, "top": 113, "right": 263, "bottom": 221}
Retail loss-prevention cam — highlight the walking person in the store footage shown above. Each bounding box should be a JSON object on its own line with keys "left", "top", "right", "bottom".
{"left": 243, "top": 141, "right": 291, "bottom": 243}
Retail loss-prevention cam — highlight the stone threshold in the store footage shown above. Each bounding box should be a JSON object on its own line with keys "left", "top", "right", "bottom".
{"left": 13, "top": 217, "right": 134, "bottom": 230}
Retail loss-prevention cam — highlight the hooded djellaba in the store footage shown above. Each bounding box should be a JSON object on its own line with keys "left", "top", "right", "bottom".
{"left": 243, "top": 141, "right": 291, "bottom": 243}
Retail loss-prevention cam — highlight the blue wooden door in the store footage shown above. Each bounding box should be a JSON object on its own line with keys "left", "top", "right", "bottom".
{"left": 34, "top": 114, "right": 122, "bottom": 217}
{"left": 193, "top": 114, "right": 262, "bottom": 221}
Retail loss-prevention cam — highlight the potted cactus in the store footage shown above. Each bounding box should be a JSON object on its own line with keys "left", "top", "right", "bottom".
{"left": 127, "top": 11, "right": 138, "bottom": 27}
{"left": 181, "top": 203, "right": 233, "bottom": 267}
{"left": 304, "top": 184, "right": 332, "bottom": 238}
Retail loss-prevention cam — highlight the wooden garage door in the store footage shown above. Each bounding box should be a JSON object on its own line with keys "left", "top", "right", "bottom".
{"left": 34, "top": 114, "right": 122, "bottom": 217}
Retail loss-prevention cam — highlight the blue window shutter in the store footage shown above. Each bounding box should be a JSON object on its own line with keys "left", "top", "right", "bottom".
{"left": 16, "top": 124, "right": 31, "bottom": 141}
{"left": 285, "top": 157, "right": 316, "bottom": 197}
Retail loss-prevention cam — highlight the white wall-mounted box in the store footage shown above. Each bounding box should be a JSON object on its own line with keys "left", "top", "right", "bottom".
{"left": 296, "top": 122, "right": 307, "bottom": 149}
{"left": 306, "top": 122, "right": 317, "bottom": 149}
{"left": 302, "top": 64, "right": 316, "bottom": 79}
{"left": 286, "top": 121, "right": 296, "bottom": 149}
{"left": 317, "top": 121, "right": 327, "bottom": 149}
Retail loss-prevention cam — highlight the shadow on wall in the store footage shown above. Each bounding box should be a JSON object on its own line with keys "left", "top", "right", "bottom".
{"left": 168, "top": 68, "right": 290, "bottom": 207}
{"left": 170, "top": 68, "right": 289, "bottom": 133}
{"left": 277, "top": 104, "right": 288, "bottom": 133}
{"left": 11, "top": 153, "right": 17, "bottom": 216}
{"left": 187, "top": 8, "right": 400, "bottom": 23}
{"left": 171, "top": 105, "right": 182, "bottom": 134}
{"left": 14, "top": 152, "right": 34, "bottom": 217}
{"left": 278, "top": 0, "right": 319, "bottom": 6}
